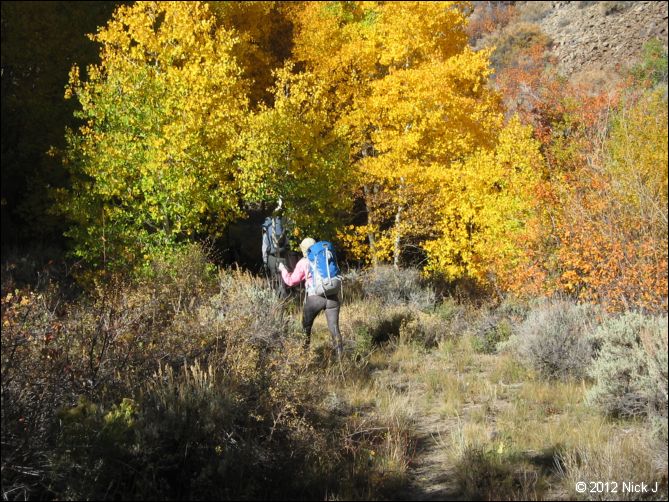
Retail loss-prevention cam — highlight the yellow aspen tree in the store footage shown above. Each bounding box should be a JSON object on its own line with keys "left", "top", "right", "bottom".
{"left": 238, "top": 66, "right": 355, "bottom": 240}
{"left": 289, "top": 1, "right": 512, "bottom": 273}
{"left": 424, "top": 116, "right": 543, "bottom": 284}
{"left": 208, "top": 1, "right": 293, "bottom": 108}
{"left": 56, "top": 2, "right": 249, "bottom": 270}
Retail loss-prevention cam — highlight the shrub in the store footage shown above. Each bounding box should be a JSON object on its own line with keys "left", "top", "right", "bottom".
{"left": 137, "top": 242, "right": 219, "bottom": 315}
{"left": 514, "top": 298, "right": 599, "bottom": 380}
{"left": 347, "top": 297, "right": 432, "bottom": 349}
{"left": 353, "top": 325, "right": 375, "bottom": 362}
{"left": 2, "top": 245, "right": 408, "bottom": 500}
{"left": 471, "top": 297, "right": 529, "bottom": 354}
{"left": 473, "top": 315, "right": 514, "bottom": 354}
{"left": 496, "top": 295, "right": 532, "bottom": 323}
{"left": 630, "top": 38, "right": 668, "bottom": 86}
{"left": 340, "top": 269, "right": 366, "bottom": 305}
{"left": 430, "top": 298, "right": 470, "bottom": 339}
{"left": 360, "top": 265, "right": 436, "bottom": 311}
{"left": 370, "top": 306, "right": 415, "bottom": 344}
{"left": 597, "top": 1, "right": 632, "bottom": 16}
{"left": 398, "top": 314, "right": 433, "bottom": 348}
{"left": 215, "top": 268, "right": 293, "bottom": 347}
{"left": 1, "top": 285, "right": 73, "bottom": 500}
{"left": 417, "top": 311, "right": 453, "bottom": 348}
{"left": 490, "top": 22, "right": 552, "bottom": 71}
{"left": 587, "top": 312, "right": 668, "bottom": 422}
{"left": 49, "top": 354, "right": 327, "bottom": 500}
{"left": 467, "top": 2, "right": 517, "bottom": 45}
{"left": 50, "top": 396, "right": 140, "bottom": 500}
{"left": 517, "top": 2, "right": 553, "bottom": 23}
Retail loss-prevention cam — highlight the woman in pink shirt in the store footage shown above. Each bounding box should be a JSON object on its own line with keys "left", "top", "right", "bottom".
{"left": 278, "top": 238, "right": 343, "bottom": 357}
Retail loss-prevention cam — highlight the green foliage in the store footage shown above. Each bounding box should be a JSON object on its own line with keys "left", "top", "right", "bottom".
{"left": 587, "top": 312, "right": 668, "bottom": 421}
{"left": 354, "top": 325, "right": 374, "bottom": 361}
{"left": 52, "top": 396, "right": 139, "bottom": 499}
{"left": 137, "top": 242, "right": 218, "bottom": 315}
{"left": 472, "top": 296, "right": 531, "bottom": 354}
{"left": 432, "top": 298, "right": 470, "bottom": 339}
{"left": 473, "top": 316, "right": 513, "bottom": 354}
{"left": 630, "top": 38, "right": 668, "bottom": 86}
{"left": 605, "top": 86, "right": 668, "bottom": 240}
{"left": 55, "top": 2, "right": 250, "bottom": 272}
{"left": 433, "top": 298, "right": 461, "bottom": 322}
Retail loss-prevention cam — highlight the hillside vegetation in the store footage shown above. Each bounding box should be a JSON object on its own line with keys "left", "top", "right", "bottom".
{"left": 1, "top": 1, "right": 667, "bottom": 500}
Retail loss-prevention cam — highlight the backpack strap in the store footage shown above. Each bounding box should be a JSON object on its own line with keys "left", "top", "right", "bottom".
{"left": 324, "top": 243, "right": 332, "bottom": 281}
{"left": 306, "top": 255, "right": 317, "bottom": 296}
{"left": 271, "top": 218, "right": 276, "bottom": 255}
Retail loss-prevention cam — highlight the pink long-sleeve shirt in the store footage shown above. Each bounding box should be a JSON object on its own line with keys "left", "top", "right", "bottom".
{"left": 280, "top": 257, "right": 313, "bottom": 289}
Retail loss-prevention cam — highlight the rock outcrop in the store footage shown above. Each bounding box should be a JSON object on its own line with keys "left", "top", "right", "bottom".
{"left": 535, "top": 1, "right": 668, "bottom": 76}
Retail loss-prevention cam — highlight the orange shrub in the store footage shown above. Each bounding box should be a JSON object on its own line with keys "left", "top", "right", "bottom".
{"left": 495, "top": 43, "right": 667, "bottom": 313}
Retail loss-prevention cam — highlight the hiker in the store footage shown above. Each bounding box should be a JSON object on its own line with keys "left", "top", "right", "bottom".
{"left": 261, "top": 208, "right": 289, "bottom": 298}
{"left": 278, "top": 238, "right": 344, "bottom": 358}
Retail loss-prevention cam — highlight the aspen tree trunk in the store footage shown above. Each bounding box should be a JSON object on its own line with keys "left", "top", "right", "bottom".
{"left": 393, "top": 177, "right": 405, "bottom": 269}
{"left": 362, "top": 184, "right": 378, "bottom": 268}
{"left": 361, "top": 143, "right": 379, "bottom": 268}
{"left": 394, "top": 115, "right": 411, "bottom": 269}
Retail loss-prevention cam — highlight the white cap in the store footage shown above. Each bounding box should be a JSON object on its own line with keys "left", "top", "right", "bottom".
{"left": 299, "top": 237, "right": 316, "bottom": 257}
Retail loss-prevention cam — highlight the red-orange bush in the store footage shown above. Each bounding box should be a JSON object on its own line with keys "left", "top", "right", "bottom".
{"left": 495, "top": 43, "right": 667, "bottom": 313}
{"left": 467, "top": 2, "right": 517, "bottom": 43}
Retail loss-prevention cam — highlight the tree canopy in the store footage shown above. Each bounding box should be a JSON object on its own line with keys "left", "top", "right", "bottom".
{"left": 3, "top": 1, "right": 665, "bottom": 311}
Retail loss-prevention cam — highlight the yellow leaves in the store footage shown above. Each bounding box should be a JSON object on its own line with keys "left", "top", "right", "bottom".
{"left": 605, "top": 88, "right": 668, "bottom": 239}
{"left": 59, "top": 1, "right": 251, "bottom": 270}
{"left": 57, "top": 0, "right": 560, "bottom": 291}
{"left": 425, "top": 114, "right": 543, "bottom": 282}
{"left": 287, "top": 2, "right": 509, "bottom": 270}
{"left": 336, "top": 225, "right": 373, "bottom": 263}
{"left": 65, "top": 65, "right": 80, "bottom": 100}
{"left": 374, "top": 1, "right": 470, "bottom": 67}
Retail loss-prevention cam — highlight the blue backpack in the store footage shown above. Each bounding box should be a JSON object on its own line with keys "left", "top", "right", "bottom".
{"left": 306, "top": 241, "right": 342, "bottom": 296}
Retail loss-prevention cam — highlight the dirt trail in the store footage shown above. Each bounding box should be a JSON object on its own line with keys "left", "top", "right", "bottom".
{"left": 371, "top": 365, "right": 465, "bottom": 501}
{"left": 398, "top": 411, "right": 461, "bottom": 501}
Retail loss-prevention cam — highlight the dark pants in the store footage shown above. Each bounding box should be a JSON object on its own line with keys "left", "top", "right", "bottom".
{"left": 302, "top": 293, "right": 343, "bottom": 356}
{"left": 266, "top": 254, "right": 288, "bottom": 298}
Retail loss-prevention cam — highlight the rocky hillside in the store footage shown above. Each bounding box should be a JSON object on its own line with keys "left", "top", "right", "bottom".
{"left": 537, "top": 1, "right": 668, "bottom": 77}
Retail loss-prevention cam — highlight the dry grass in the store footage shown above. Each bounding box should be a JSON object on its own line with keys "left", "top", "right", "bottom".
{"left": 558, "top": 428, "right": 668, "bottom": 501}
{"left": 3, "top": 253, "right": 666, "bottom": 500}
{"left": 344, "top": 294, "right": 668, "bottom": 500}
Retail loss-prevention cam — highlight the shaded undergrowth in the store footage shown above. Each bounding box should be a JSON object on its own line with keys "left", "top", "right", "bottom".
{"left": 2, "top": 250, "right": 667, "bottom": 500}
